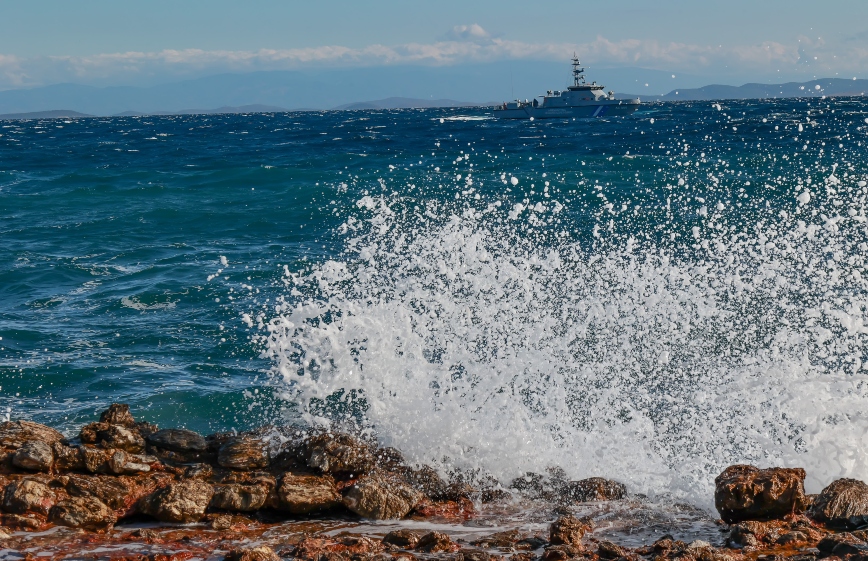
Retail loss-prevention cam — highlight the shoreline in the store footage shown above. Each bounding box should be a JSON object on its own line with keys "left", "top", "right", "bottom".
{"left": 2, "top": 405, "right": 867, "bottom": 561}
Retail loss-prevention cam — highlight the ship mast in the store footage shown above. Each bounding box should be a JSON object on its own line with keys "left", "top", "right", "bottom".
{"left": 572, "top": 53, "right": 586, "bottom": 86}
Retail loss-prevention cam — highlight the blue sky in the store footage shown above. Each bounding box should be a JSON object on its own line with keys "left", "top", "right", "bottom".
{"left": 1, "top": 0, "right": 866, "bottom": 90}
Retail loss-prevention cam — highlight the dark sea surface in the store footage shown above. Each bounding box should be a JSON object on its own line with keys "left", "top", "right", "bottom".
{"left": 2, "top": 100, "right": 868, "bottom": 505}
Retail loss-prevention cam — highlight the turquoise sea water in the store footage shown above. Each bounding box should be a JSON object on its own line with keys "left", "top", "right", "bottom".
{"left": 2, "top": 100, "right": 868, "bottom": 504}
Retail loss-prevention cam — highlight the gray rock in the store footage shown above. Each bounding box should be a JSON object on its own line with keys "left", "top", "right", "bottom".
{"left": 12, "top": 441, "right": 54, "bottom": 472}
{"left": 119, "top": 456, "right": 152, "bottom": 474}
{"left": 306, "top": 432, "right": 375, "bottom": 475}
{"left": 211, "top": 514, "right": 234, "bottom": 530}
{"left": 373, "top": 446, "right": 405, "bottom": 470}
{"left": 99, "top": 425, "right": 146, "bottom": 453}
{"left": 2, "top": 479, "right": 57, "bottom": 515}
{"left": 0, "top": 420, "right": 64, "bottom": 449}
{"left": 566, "top": 477, "right": 626, "bottom": 502}
{"left": 416, "top": 531, "right": 458, "bottom": 553}
{"left": 79, "top": 422, "right": 109, "bottom": 444}
{"left": 470, "top": 529, "right": 522, "bottom": 548}
{"left": 224, "top": 546, "right": 281, "bottom": 561}
{"left": 342, "top": 473, "right": 422, "bottom": 519}
{"left": 146, "top": 428, "right": 207, "bottom": 453}
{"left": 398, "top": 465, "right": 449, "bottom": 498}
{"left": 810, "top": 478, "right": 868, "bottom": 529}
{"left": 597, "top": 541, "right": 627, "bottom": 559}
{"left": 138, "top": 479, "right": 214, "bottom": 523}
{"left": 99, "top": 403, "right": 136, "bottom": 426}
{"left": 456, "top": 549, "right": 495, "bottom": 561}
{"left": 2, "top": 514, "right": 42, "bottom": 530}
{"left": 210, "top": 483, "right": 270, "bottom": 511}
{"left": 49, "top": 496, "right": 116, "bottom": 531}
{"left": 184, "top": 463, "right": 214, "bottom": 479}
{"left": 543, "top": 544, "right": 587, "bottom": 561}
{"left": 550, "top": 515, "right": 592, "bottom": 545}
{"left": 383, "top": 529, "right": 427, "bottom": 548}
{"left": 817, "top": 533, "right": 868, "bottom": 556}
{"left": 277, "top": 474, "right": 341, "bottom": 514}
{"left": 107, "top": 450, "right": 129, "bottom": 474}
{"left": 66, "top": 474, "right": 133, "bottom": 510}
{"left": 52, "top": 442, "right": 85, "bottom": 471}
{"left": 509, "top": 471, "right": 561, "bottom": 501}
{"left": 80, "top": 446, "right": 109, "bottom": 473}
{"left": 218, "top": 437, "right": 269, "bottom": 470}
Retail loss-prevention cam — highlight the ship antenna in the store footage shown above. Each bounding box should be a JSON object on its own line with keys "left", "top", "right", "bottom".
{"left": 572, "top": 53, "right": 585, "bottom": 86}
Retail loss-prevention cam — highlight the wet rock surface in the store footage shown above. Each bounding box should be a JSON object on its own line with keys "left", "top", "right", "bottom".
{"left": 52, "top": 441, "right": 85, "bottom": 471}
{"left": 277, "top": 473, "right": 341, "bottom": 514}
{"left": 567, "top": 477, "right": 627, "bottom": 502}
{"left": 810, "top": 478, "right": 868, "bottom": 529}
{"left": 417, "top": 531, "right": 460, "bottom": 553}
{"left": 383, "top": 528, "right": 428, "bottom": 548}
{"left": 96, "top": 424, "right": 147, "bottom": 453}
{"left": 225, "top": 545, "right": 282, "bottom": 561}
{"left": 65, "top": 473, "right": 147, "bottom": 513}
{"left": 470, "top": 529, "right": 522, "bottom": 549}
{"left": 12, "top": 440, "right": 54, "bottom": 472}
{"left": 49, "top": 495, "right": 117, "bottom": 531}
{"left": 549, "top": 514, "right": 592, "bottom": 545}
{"left": 343, "top": 472, "right": 423, "bottom": 519}
{"left": 98, "top": 403, "right": 137, "bottom": 426}
{"left": 1, "top": 406, "right": 866, "bottom": 561}
{"left": 3, "top": 478, "right": 58, "bottom": 515}
{"left": 211, "top": 482, "right": 270, "bottom": 511}
{"left": 0, "top": 420, "right": 64, "bottom": 449}
{"left": 726, "top": 515, "right": 826, "bottom": 549}
{"left": 146, "top": 428, "right": 208, "bottom": 454}
{"left": 138, "top": 479, "right": 214, "bottom": 523}
{"left": 817, "top": 532, "right": 868, "bottom": 556}
{"left": 306, "top": 432, "right": 376, "bottom": 475}
{"left": 218, "top": 436, "right": 270, "bottom": 470}
{"left": 714, "top": 465, "right": 808, "bottom": 523}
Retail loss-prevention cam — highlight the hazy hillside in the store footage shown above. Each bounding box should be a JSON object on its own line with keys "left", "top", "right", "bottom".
{"left": 0, "top": 109, "right": 95, "bottom": 119}
{"left": 0, "top": 63, "right": 705, "bottom": 116}
{"left": 1, "top": 70, "right": 865, "bottom": 118}
{"left": 652, "top": 78, "right": 868, "bottom": 101}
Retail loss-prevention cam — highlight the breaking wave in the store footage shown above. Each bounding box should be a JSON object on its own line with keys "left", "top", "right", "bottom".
{"left": 258, "top": 119, "right": 868, "bottom": 509}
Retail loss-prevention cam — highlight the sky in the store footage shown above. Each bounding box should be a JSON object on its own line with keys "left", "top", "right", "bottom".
{"left": 1, "top": 0, "right": 867, "bottom": 91}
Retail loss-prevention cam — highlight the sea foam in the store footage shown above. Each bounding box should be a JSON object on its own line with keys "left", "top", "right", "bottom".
{"left": 259, "top": 169, "right": 868, "bottom": 508}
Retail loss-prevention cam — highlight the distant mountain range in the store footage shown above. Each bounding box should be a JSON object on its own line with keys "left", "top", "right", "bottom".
{"left": 0, "top": 64, "right": 562, "bottom": 116}
{"left": 0, "top": 99, "right": 485, "bottom": 120}
{"left": 0, "top": 110, "right": 95, "bottom": 120}
{"left": 0, "top": 73, "right": 865, "bottom": 120}
{"left": 622, "top": 77, "right": 868, "bottom": 101}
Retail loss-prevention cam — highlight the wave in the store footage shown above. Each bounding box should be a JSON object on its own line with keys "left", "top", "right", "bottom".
{"left": 256, "top": 127, "right": 868, "bottom": 510}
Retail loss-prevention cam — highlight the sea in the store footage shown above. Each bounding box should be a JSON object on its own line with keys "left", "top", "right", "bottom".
{"left": 2, "top": 99, "right": 868, "bottom": 511}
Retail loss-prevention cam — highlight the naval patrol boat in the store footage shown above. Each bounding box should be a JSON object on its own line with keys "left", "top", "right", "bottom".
{"left": 494, "top": 55, "right": 640, "bottom": 119}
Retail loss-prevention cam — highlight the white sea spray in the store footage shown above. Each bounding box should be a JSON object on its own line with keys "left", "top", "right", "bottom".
{"left": 253, "top": 105, "right": 868, "bottom": 510}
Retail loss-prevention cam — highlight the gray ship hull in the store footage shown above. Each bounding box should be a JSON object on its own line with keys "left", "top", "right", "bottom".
{"left": 495, "top": 99, "right": 641, "bottom": 120}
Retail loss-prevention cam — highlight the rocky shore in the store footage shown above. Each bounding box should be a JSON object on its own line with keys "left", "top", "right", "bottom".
{"left": 2, "top": 405, "right": 868, "bottom": 561}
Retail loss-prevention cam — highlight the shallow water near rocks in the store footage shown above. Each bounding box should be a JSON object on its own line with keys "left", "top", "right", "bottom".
{"left": 1, "top": 499, "right": 723, "bottom": 559}
{"left": 2, "top": 99, "right": 868, "bottom": 515}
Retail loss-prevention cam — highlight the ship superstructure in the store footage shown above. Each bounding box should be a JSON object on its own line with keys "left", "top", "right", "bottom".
{"left": 494, "top": 55, "right": 640, "bottom": 119}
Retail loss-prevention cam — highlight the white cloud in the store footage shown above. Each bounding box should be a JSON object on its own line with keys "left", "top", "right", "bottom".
{"left": 0, "top": 54, "right": 27, "bottom": 87}
{"left": 444, "top": 24, "right": 492, "bottom": 43}
{"left": 0, "top": 32, "right": 865, "bottom": 89}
